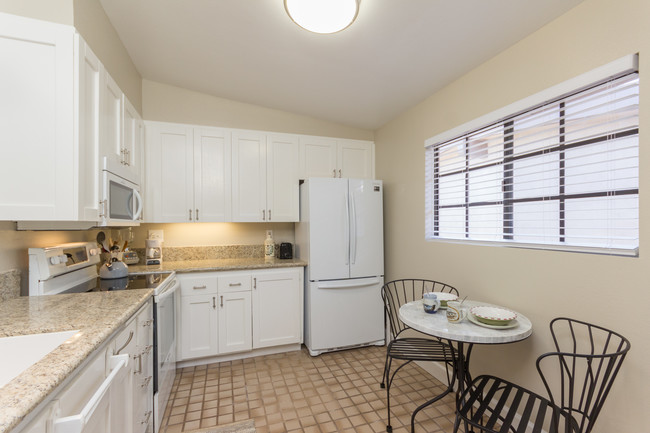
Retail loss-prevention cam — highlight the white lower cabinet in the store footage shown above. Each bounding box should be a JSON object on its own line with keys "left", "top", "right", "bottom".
{"left": 16, "top": 300, "right": 153, "bottom": 433}
{"left": 252, "top": 270, "right": 302, "bottom": 349}
{"left": 178, "top": 267, "right": 303, "bottom": 361}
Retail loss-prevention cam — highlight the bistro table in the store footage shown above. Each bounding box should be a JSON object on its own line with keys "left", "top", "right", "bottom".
{"left": 398, "top": 300, "right": 532, "bottom": 432}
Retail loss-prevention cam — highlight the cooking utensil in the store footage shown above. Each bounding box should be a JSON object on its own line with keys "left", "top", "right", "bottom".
{"left": 96, "top": 231, "right": 109, "bottom": 252}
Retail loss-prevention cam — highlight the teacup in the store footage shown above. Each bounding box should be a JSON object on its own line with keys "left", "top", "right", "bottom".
{"left": 446, "top": 300, "right": 467, "bottom": 323}
{"left": 423, "top": 292, "right": 440, "bottom": 314}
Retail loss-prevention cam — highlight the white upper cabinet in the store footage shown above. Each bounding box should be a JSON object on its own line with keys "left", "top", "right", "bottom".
{"left": 145, "top": 122, "right": 231, "bottom": 223}
{"left": 300, "top": 136, "right": 375, "bottom": 179}
{"left": 337, "top": 139, "right": 374, "bottom": 179}
{"left": 194, "top": 127, "right": 232, "bottom": 222}
{"left": 232, "top": 132, "right": 299, "bottom": 222}
{"left": 75, "top": 35, "right": 102, "bottom": 222}
{"left": 0, "top": 13, "right": 75, "bottom": 220}
{"left": 123, "top": 96, "right": 143, "bottom": 181}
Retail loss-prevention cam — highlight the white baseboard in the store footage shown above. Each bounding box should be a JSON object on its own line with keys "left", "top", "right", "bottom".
{"left": 176, "top": 343, "right": 302, "bottom": 368}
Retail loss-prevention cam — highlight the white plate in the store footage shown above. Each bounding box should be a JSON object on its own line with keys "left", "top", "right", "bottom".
{"left": 470, "top": 306, "right": 517, "bottom": 322}
{"left": 430, "top": 292, "right": 458, "bottom": 302}
{"left": 468, "top": 313, "right": 519, "bottom": 330}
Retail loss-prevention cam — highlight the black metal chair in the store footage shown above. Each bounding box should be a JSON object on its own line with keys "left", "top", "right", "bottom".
{"left": 455, "top": 317, "right": 631, "bottom": 433}
{"left": 381, "top": 279, "right": 460, "bottom": 433}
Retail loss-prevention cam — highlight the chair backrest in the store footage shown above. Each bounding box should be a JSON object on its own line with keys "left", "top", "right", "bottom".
{"left": 381, "top": 279, "right": 459, "bottom": 339}
{"left": 536, "top": 317, "right": 631, "bottom": 433}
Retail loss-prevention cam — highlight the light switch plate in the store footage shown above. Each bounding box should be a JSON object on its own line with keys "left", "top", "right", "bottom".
{"left": 148, "top": 229, "right": 164, "bottom": 241}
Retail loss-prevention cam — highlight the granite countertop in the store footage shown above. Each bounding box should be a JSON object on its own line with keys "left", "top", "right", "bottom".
{"left": 128, "top": 257, "right": 307, "bottom": 274}
{"left": 0, "top": 290, "right": 153, "bottom": 433}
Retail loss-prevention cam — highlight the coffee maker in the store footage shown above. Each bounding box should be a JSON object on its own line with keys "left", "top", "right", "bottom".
{"left": 145, "top": 239, "right": 162, "bottom": 265}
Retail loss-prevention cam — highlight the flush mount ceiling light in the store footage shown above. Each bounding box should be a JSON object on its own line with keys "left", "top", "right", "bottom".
{"left": 284, "top": 0, "right": 360, "bottom": 34}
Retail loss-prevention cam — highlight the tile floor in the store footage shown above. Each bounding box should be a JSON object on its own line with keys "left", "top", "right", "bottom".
{"left": 160, "top": 345, "right": 458, "bottom": 433}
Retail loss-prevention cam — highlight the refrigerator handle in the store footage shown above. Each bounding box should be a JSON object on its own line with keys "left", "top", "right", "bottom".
{"left": 344, "top": 190, "right": 350, "bottom": 265}
{"left": 350, "top": 189, "right": 357, "bottom": 264}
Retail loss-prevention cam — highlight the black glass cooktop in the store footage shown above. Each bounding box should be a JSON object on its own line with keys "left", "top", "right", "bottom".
{"left": 62, "top": 273, "right": 172, "bottom": 294}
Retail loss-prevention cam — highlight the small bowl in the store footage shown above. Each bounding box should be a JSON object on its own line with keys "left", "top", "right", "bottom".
{"left": 470, "top": 306, "right": 517, "bottom": 326}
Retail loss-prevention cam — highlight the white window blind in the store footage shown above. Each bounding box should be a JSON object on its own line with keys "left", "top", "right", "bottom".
{"left": 425, "top": 71, "right": 639, "bottom": 256}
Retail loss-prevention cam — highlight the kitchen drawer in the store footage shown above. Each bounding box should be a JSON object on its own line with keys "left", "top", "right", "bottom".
{"left": 179, "top": 274, "right": 218, "bottom": 296}
{"left": 218, "top": 274, "right": 251, "bottom": 293}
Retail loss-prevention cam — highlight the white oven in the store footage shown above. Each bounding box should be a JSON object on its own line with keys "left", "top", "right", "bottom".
{"left": 100, "top": 158, "right": 143, "bottom": 227}
{"left": 153, "top": 275, "right": 178, "bottom": 433}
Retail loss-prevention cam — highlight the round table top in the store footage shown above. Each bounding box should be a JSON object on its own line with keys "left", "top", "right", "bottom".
{"left": 399, "top": 300, "right": 533, "bottom": 344}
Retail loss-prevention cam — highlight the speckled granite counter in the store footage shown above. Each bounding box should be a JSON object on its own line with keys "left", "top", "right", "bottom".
{"left": 0, "top": 290, "right": 153, "bottom": 433}
{"left": 128, "top": 257, "right": 307, "bottom": 274}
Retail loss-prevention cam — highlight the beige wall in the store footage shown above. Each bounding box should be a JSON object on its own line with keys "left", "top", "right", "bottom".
{"left": 375, "top": 0, "right": 648, "bottom": 431}
{"left": 0, "top": 0, "right": 72, "bottom": 25}
{"left": 73, "top": 0, "right": 142, "bottom": 112}
{"left": 143, "top": 79, "right": 374, "bottom": 140}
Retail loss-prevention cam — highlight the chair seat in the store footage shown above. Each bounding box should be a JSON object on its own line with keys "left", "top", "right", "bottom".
{"left": 388, "top": 337, "right": 456, "bottom": 362}
{"left": 457, "top": 375, "right": 579, "bottom": 433}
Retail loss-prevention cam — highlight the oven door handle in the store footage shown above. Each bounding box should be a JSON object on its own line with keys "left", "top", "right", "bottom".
{"left": 154, "top": 279, "right": 178, "bottom": 303}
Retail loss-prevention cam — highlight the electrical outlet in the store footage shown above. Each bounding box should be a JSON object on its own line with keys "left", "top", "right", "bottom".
{"left": 148, "top": 229, "right": 164, "bottom": 241}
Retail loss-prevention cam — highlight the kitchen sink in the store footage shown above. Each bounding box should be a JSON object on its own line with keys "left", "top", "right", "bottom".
{"left": 0, "top": 330, "right": 80, "bottom": 389}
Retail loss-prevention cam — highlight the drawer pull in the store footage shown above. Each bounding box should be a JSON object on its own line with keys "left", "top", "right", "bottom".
{"left": 193, "top": 285, "right": 207, "bottom": 290}
{"left": 143, "top": 345, "right": 153, "bottom": 355}
{"left": 253, "top": 277, "right": 257, "bottom": 289}
{"left": 114, "top": 331, "right": 133, "bottom": 355}
{"left": 141, "top": 319, "right": 153, "bottom": 327}
{"left": 220, "top": 295, "right": 223, "bottom": 308}
{"left": 133, "top": 353, "right": 142, "bottom": 374}
{"left": 141, "top": 376, "right": 152, "bottom": 388}
{"left": 141, "top": 410, "right": 152, "bottom": 425}
{"left": 229, "top": 282, "right": 242, "bottom": 287}
{"left": 213, "top": 296, "right": 216, "bottom": 309}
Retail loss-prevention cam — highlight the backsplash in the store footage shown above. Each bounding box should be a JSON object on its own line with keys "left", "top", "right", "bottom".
{"left": 0, "top": 269, "right": 21, "bottom": 302}
{"left": 130, "top": 244, "right": 274, "bottom": 263}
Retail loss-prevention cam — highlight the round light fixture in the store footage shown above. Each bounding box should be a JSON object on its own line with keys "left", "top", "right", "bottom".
{"left": 284, "top": 0, "right": 360, "bottom": 34}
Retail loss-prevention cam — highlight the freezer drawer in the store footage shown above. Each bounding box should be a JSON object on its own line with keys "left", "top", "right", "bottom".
{"left": 305, "top": 277, "right": 384, "bottom": 356}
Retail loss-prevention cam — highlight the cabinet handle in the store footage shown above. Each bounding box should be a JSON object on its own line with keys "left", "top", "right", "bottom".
{"left": 133, "top": 353, "right": 142, "bottom": 374}
{"left": 189, "top": 209, "right": 192, "bottom": 221}
{"left": 120, "top": 148, "right": 125, "bottom": 164}
{"left": 99, "top": 199, "right": 107, "bottom": 218}
{"left": 212, "top": 296, "right": 216, "bottom": 309}
{"left": 143, "top": 344, "right": 153, "bottom": 355}
{"left": 338, "top": 169, "right": 342, "bottom": 178}
{"left": 196, "top": 208, "right": 199, "bottom": 221}
{"left": 268, "top": 209, "right": 271, "bottom": 221}
{"left": 126, "top": 149, "right": 131, "bottom": 166}
{"left": 141, "top": 410, "right": 152, "bottom": 425}
{"left": 141, "top": 319, "right": 153, "bottom": 327}
{"left": 114, "top": 331, "right": 133, "bottom": 355}
{"left": 253, "top": 277, "right": 257, "bottom": 289}
{"left": 220, "top": 295, "right": 223, "bottom": 307}
{"left": 229, "top": 282, "right": 242, "bottom": 287}
{"left": 193, "top": 285, "right": 207, "bottom": 290}
{"left": 333, "top": 169, "right": 336, "bottom": 178}
{"left": 262, "top": 209, "right": 265, "bottom": 220}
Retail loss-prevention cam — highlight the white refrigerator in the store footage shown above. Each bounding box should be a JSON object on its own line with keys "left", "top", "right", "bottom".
{"left": 296, "top": 178, "right": 385, "bottom": 356}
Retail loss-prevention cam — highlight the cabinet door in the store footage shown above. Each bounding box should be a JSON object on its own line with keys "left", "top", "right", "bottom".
{"left": 145, "top": 122, "right": 194, "bottom": 222}
{"left": 218, "top": 291, "right": 252, "bottom": 354}
{"left": 101, "top": 71, "right": 124, "bottom": 168}
{"left": 252, "top": 270, "right": 301, "bottom": 348}
{"left": 181, "top": 294, "right": 218, "bottom": 359}
{"left": 338, "top": 139, "right": 374, "bottom": 179}
{"left": 300, "top": 136, "right": 338, "bottom": 179}
{"left": 194, "top": 127, "right": 232, "bottom": 222}
{"left": 232, "top": 131, "right": 267, "bottom": 222}
{"left": 267, "top": 134, "right": 299, "bottom": 222}
{"left": 111, "top": 320, "right": 136, "bottom": 433}
{"left": 75, "top": 35, "right": 101, "bottom": 222}
{"left": 0, "top": 14, "right": 74, "bottom": 220}
{"left": 123, "top": 96, "right": 142, "bottom": 183}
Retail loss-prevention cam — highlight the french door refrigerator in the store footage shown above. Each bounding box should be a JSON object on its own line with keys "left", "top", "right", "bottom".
{"left": 296, "top": 178, "right": 385, "bottom": 356}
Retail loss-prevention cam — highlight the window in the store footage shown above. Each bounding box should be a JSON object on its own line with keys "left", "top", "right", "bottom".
{"left": 425, "top": 60, "right": 639, "bottom": 256}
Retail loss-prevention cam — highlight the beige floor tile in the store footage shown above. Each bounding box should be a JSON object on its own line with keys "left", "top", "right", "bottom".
{"left": 161, "top": 346, "right": 458, "bottom": 433}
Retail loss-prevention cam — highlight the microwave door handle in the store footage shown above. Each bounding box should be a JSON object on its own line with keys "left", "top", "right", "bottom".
{"left": 132, "top": 189, "right": 143, "bottom": 221}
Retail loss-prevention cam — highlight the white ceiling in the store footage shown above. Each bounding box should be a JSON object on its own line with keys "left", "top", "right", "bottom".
{"left": 100, "top": 0, "right": 583, "bottom": 131}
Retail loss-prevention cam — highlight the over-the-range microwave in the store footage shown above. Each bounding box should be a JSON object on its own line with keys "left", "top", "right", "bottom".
{"left": 100, "top": 157, "right": 143, "bottom": 227}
